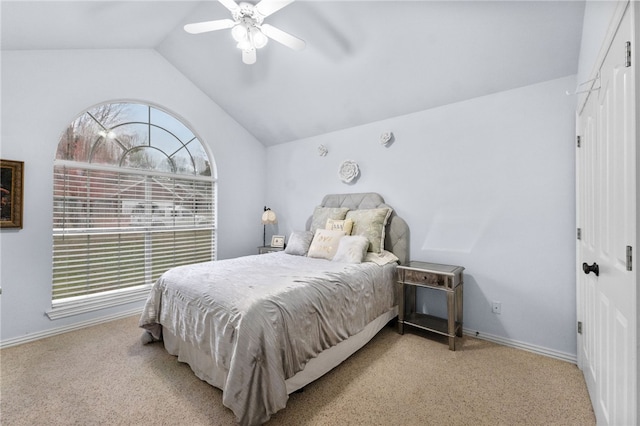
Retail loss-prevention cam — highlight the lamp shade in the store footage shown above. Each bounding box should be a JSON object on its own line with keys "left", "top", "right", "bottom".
{"left": 261, "top": 209, "right": 277, "bottom": 224}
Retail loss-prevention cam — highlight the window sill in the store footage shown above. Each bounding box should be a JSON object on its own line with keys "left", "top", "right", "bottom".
{"left": 46, "top": 285, "right": 152, "bottom": 320}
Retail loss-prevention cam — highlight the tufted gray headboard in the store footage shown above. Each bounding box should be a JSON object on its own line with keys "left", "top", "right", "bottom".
{"left": 305, "top": 192, "right": 410, "bottom": 265}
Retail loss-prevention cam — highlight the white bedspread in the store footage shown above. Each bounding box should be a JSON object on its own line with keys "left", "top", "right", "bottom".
{"left": 139, "top": 252, "right": 396, "bottom": 425}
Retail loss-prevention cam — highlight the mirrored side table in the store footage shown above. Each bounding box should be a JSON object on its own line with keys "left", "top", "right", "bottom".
{"left": 397, "top": 261, "right": 464, "bottom": 350}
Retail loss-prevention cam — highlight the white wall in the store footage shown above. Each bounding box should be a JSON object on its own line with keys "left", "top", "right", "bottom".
{"left": 0, "top": 49, "right": 266, "bottom": 343}
{"left": 0, "top": 47, "right": 582, "bottom": 358}
{"left": 266, "top": 75, "right": 578, "bottom": 359}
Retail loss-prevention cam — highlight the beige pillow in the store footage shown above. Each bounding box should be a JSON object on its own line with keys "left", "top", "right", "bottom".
{"left": 332, "top": 236, "right": 369, "bottom": 264}
{"left": 307, "top": 229, "right": 347, "bottom": 260}
{"left": 309, "top": 207, "right": 349, "bottom": 234}
{"left": 325, "top": 218, "right": 354, "bottom": 235}
{"left": 346, "top": 208, "right": 392, "bottom": 254}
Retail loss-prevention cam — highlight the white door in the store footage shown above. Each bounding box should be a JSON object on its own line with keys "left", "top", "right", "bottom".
{"left": 576, "top": 4, "right": 637, "bottom": 425}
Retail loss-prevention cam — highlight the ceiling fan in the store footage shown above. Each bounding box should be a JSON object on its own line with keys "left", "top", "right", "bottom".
{"left": 184, "top": 0, "right": 306, "bottom": 65}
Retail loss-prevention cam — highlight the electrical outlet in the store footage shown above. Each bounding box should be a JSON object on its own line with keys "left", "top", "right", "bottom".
{"left": 491, "top": 301, "right": 502, "bottom": 314}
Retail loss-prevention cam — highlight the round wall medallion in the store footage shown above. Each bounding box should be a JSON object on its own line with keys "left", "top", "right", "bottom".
{"left": 338, "top": 160, "right": 359, "bottom": 183}
{"left": 380, "top": 131, "right": 394, "bottom": 146}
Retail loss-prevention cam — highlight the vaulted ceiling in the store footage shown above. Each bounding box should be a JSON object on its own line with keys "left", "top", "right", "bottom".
{"left": 1, "top": 0, "right": 585, "bottom": 146}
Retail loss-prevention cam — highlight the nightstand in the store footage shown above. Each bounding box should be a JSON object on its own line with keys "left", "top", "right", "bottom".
{"left": 257, "top": 246, "right": 284, "bottom": 254}
{"left": 397, "top": 261, "right": 464, "bottom": 350}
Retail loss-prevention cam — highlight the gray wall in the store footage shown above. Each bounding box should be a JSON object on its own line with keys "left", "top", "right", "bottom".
{"left": 266, "top": 76, "right": 578, "bottom": 359}
{"left": 0, "top": 49, "right": 266, "bottom": 342}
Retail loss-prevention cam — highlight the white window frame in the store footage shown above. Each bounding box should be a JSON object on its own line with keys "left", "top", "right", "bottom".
{"left": 48, "top": 103, "right": 216, "bottom": 319}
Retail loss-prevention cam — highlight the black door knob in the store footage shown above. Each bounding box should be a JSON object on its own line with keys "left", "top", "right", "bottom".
{"left": 582, "top": 262, "right": 599, "bottom": 277}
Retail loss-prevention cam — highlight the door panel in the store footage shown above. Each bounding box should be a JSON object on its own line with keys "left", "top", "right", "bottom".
{"left": 577, "top": 4, "right": 636, "bottom": 425}
{"left": 577, "top": 71, "right": 599, "bottom": 405}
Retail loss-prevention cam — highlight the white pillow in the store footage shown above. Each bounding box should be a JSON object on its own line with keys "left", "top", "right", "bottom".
{"left": 284, "top": 231, "right": 314, "bottom": 256}
{"left": 307, "top": 229, "right": 347, "bottom": 260}
{"left": 332, "top": 236, "right": 369, "bottom": 264}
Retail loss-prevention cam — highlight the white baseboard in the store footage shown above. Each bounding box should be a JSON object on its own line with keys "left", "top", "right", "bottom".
{"left": 0, "top": 308, "right": 143, "bottom": 349}
{"left": 463, "top": 327, "right": 577, "bottom": 364}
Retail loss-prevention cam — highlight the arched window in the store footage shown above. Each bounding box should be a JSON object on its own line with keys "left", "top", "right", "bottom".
{"left": 49, "top": 102, "right": 216, "bottom": 318}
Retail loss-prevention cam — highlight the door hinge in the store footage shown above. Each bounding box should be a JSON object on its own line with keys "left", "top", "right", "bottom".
{"left": 626, "top": 246, "right": 632, "bottom": 271}
{"left": 576, "top": 135, "right": 581, "bottom": 148}
{"left": 625, "top": 41, "right": 631, "bottom": 68}
{"left": 578, "top": 321, "right": 583, "bottom": 334}
{"left": 577, "top": 228, "right": 582, "bottom": 240}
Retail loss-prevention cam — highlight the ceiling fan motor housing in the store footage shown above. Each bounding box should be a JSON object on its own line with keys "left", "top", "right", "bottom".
{"left": 233, "top": 3, "right": 264, "bottom": 24}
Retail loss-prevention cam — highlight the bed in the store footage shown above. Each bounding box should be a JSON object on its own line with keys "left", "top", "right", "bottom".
{"left": 139, "top": 192, "right": 409, "bottom": 425}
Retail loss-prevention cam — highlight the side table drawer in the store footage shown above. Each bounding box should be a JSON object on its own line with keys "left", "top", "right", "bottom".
{"left": 402, "top": 269, "right": 447, "bottom": 287}
{"left": 399, "top": 264, "right": 463, "bottom": 290}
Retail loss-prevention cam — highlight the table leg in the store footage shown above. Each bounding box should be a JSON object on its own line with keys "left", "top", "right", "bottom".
{"left": 456, "top": 284, "right": 463, "bottom": 338}
{"left": 397, "top": 281, "right": 404, "bottom": 334}
{"left": 447, "top": 290, "right": 455, "bottom": 351}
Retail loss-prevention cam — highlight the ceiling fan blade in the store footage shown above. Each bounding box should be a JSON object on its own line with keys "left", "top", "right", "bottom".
{"left": 255, "top": 0, "right": 294, "bottom": 17}
{"left": 184, "top": 19, "right": 236, "bottom": 34}
{"left": 242, "top": 49, "right": 257, "bottom": 65}
{"left": 218, "top": 0, "right": 240, "bottom": 13}
{"left": 260, "top": 24, "right": 305, "bottom": 51}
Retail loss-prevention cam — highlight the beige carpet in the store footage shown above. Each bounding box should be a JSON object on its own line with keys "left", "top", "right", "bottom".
{"left": 1, "top": 315, "right": 595, "bottom": 425}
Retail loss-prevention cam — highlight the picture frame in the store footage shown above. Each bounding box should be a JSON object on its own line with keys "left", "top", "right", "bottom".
{"left": 270, "top": 235, "right": 285, "bottom": 248}
{"left": 0, "top": 159, "right": 24, "bottom": 229}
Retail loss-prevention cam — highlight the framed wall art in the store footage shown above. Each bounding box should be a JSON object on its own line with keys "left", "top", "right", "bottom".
{"left": 0, "top": 159, "right": 24, "bottom": 229}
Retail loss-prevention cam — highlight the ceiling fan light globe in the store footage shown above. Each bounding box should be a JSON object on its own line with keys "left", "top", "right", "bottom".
{"left": 252, "top": 29, "right": 268, "bottom": 49}
{"left": 232, "top": 24, "right": 248, "bottom": 42}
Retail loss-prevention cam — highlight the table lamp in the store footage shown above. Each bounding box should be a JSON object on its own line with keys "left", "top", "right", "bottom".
{"left": 261, "top": 206, "right": 277, "bottom": 246}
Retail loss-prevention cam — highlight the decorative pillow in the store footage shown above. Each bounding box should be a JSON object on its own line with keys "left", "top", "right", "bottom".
{"left": 309, "top": 207, "right": 349, "bottom": 234}
{"left": 325, "top": 218, "right": 354, "bottom": 235}
{"left": 332, "top": 236, "right": 369, "bottom": 264}
{"left": 284, "top": 231, "right": 314, "bottom": 256}
{"left": 346, "top": 208, "right": 392, "bottom": 254}
{"left": 307, "top": 229, "right": 347, "bottom": 260}
{"left": 364, "top": 250, "right": 399, "bottom": 266}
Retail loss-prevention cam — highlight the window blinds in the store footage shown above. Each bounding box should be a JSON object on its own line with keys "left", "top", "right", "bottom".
{"left": 52, "top": 162, "right": 215, "bottom": 300}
